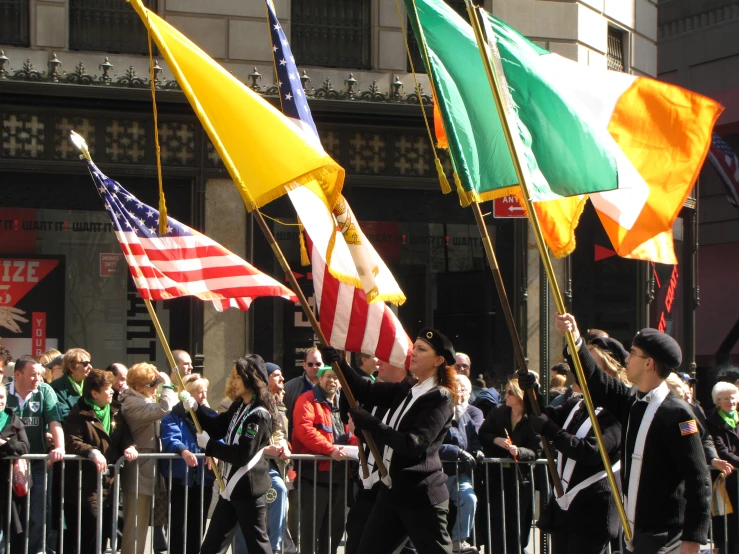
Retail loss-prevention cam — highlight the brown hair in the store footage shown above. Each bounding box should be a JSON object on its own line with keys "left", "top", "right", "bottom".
{"left": 127, "top": 362, "right": 159, "bottom": 389}
{"left": 83, "top": 369, "right": 114, "bottom": 399}
{"left": 589, "top": 345, "right": 630, "bottom": 385}
{"left": 437, "top": 365, "right": 460, "bottom": 405}
{"left": 550, "top": 373, "right": 567, "bottom": 389}
{"left": 62, "top": 348, "right": 91, "bottom": 376}
{"left": 38, "top": 348, "right": 61, "bottom": 366}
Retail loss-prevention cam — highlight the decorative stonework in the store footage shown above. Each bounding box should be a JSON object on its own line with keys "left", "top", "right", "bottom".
{"left": 659, "top": 4, "right": 739, "bottom": 39}
{"left": 158, "top": 121, "right": 195, "bottom": 166}
{"left": 2, "top": 113, "right": 44, "bottom": 157}
{"left": 394, "top": 134, "right": 432, "bottom": 176}
{"left": 349, "top": 133, "right": 385, "bottom": 174}
{"left": 105, "top": 120, "right": 146, "bottom": 163}
{"left": 55, "top": 117, "right": 95, "bottom": 160}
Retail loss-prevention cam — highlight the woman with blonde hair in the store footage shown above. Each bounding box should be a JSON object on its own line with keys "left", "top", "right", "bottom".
{"left": 119, "top": 362, "right": 177, "bottom": 554}
{"left": 39, "top": 348, "right": 62, "bottom": 383}
{"left": 160, "top": 372, "right": 215, "bottom": 554}
{"left": 479, "top": 377, "right": 542, "bottom": 553}
{"left": 51, "top": 347, "right": 92, "bottom": 421}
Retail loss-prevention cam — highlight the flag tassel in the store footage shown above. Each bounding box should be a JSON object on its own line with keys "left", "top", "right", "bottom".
{"left": 298, "top": 220, "right": 310, "bottom": 266}
{"left": 435, "top": 158, "right": 452, "bottom": 194}
{"left": 454, "top": 172, "right": 471, "bottom": 207}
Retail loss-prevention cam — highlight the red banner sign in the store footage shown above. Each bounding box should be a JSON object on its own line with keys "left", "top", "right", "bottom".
{"left": 493, "top": 195, "right": 527, "bottom": 218}
{"left": 31, "top": 312, "right": 46, "bottom": 358}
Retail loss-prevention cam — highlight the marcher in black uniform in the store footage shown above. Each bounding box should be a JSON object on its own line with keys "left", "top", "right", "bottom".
{"left": 554, "top": 314, "right": 711, "bottom": 554}
{"left": 521, "top": 377, "right": 622, "bottom": 554}
{"left": 187, "top": 355, "right": 277, "bottom": 554}
{"left": 321, "top": 328, "right": 457, "bottom": 554}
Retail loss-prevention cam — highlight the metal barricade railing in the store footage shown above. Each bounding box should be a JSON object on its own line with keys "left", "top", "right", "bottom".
{"left": 2, "top": 453, "right": 735, "bottom": 554}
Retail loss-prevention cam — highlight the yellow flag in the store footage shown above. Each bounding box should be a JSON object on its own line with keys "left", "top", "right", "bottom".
{"left": 128, "top": 0, "right": 344, "bottom": 211}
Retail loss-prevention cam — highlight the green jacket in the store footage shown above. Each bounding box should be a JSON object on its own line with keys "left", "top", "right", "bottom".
{"left": 50, "top": 375, "right": 83, "bottom": 423}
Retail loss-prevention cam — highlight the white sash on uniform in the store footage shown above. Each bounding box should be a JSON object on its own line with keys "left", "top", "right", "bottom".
{"left": 624, "top": 381, "right": 670, "bottom": 550}
{"left": 555, "top": 402, "right": 621, "bottom": 510}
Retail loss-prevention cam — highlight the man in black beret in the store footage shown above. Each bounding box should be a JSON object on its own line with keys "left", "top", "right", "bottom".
{"left": 548, "top": 315, "right": 710, "bottom": 554}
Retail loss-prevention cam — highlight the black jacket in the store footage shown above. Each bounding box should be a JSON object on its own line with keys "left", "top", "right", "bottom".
{"left": 479, "top": 404, "right": 542, "bottom": 462}
{"left": 706, "top": 408, "right": 739, "bottom": 505}
{"left": 339, "top": 360, "right": 454, "bottom": 506}
{"left": 197, "top": 399, "right": 272, "bottom": 499}
{"left": 0, "top": 408, "right": 30, "bottom": 532}
{"left": 570, "top": 343, "right": 711, "bottom": 544}
{"left": 537, "top": 397, "right": 622, "bottom": 538}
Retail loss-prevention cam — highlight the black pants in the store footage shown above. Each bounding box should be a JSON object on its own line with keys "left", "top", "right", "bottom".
{"left": 63, "top": 501, "right": 114, "bottom": 554}
{"left": 346, "top": 486, "right": 416, "bottom": 554}
{"left": 170, "top": 482, "right": 213, "bottom": 554}
{"left": 552, "top": 531, "right": 609, "bottom": 554}
{"left": 356, "top": 486, "right": 452, "bottom": 554}
{"left": 477, "top": 467, "right": 532, "bottom": 554}
{"left": 290, "top": 477, "right": 347, "bottom": 554}
{"left": 200, "top": 493, "right": 270, "bottom": 554}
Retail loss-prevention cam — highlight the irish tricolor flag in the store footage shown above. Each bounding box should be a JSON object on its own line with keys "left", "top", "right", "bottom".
{"left": 408, "top": 0, "right": 722, "bottom": 263}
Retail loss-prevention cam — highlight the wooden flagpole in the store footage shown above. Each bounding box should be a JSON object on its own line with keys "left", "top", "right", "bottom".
{"left": 70, "top": 131, "right": 226, "bottom": 492}
{"left": 404, "top": 0, "right": 563, "bottom": 495}
{"left": 463, "top": 2, "right": 631, "bottom": 540}
{"left": 251, "top": 208, "right": 388, "bottom": 479}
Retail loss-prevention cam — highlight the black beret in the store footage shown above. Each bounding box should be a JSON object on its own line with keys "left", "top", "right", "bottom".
{"left": 632, "top": 328, "right": 682, "bottom": 370}
{"left": 417, "top": 328, "right": 456, "bottom": 366}
{"left": 589, "top": 336, "right": 629, "bottom": 367}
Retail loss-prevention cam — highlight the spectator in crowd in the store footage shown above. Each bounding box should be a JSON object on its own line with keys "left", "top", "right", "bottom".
{"left": 171, "top": 349, "right": 194, "bottom": 378}
{"left": 7, "top": 355, "right": 65, "bottom": 554}
{"left": 440, "top": 374, "right": 482, "bottom": 553}
{"left": 717, "top": 368, "right": 739, "bottom": 388}
{"left": 706, "top": 381, "right": 739, "bottom": 554}
{"left": 0, "top": 381, "right": 30, "bottom": 554}
{"left": 548, "top": 373, "right": 568, "bottom": 402}
{"left": 106, "top": 363, "right": 129, "bottom": 402}
{"left": 354, "top": 353, "right": 378, "bottom": 381}
{"left": 521, "top": 373, "right": 622, "bottom": 554}
{"left": 284, "top": 346, "right": 323, "bottom": 438}
{"left": 119, "top": 362, "right": 177, "bottom": 554}
{"left": 191, "top": 355, "right": 277, "bottom": 554}
{"left": 549, "top": 363, "right": 573, "bottom": 407}
{"left": 478, "top": 377, "right": 542, "bottom": 554}
{"left": 63, "top": 369, "right": 138, "bottom": 554}
{"left": 678, "top": 372, "right": 698, "bottom": 404}
{"left": 160, "top": 372, "right": 215, "bottom": 554}
{"left": 454, "top": 353, "right": 471, "bottom": 378}
{"left": 0, "top": 345, "right": 12, "bottom": 385}
{"left": 291, "top": 364, "right": 356, "bottom": 554}
{"left": 39, "top": 348, "right": 62, "bottom": 384}
{"left": 264, "top": 362, "right": 292, "bottom": 554}
{"left": 343, "top": 359, "right": 413, "bottom": 554}
{"left": 323, "top": 327, "right": 459, "bottom": 554}
{"left": 51, "top": 348, "right": 92, "bottom": 421}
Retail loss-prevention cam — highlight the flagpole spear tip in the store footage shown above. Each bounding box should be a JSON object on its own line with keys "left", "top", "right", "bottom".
{"left": 69, "top": 130, "right": 92, "bottom": 161}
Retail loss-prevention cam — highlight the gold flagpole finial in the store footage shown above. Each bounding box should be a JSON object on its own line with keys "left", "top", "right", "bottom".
{"left": 69, "top": 131, "right": 92, "bottom": 161}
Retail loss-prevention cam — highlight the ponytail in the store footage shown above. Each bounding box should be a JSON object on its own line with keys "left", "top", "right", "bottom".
{"left": 437, "top": 364, "right": 459, "bottom": 405}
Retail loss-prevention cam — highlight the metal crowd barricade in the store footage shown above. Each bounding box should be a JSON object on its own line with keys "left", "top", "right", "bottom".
{"left": 3, "top": 453, "right": 735, "bottom": 554}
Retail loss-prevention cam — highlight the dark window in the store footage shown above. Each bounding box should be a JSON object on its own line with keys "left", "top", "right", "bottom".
{"left": 407, "top": 0, "right": 467, "bottom": 73}
{"left": 607, "top": 26, "right": 626, "bottom": 72}
{"left": 292, "top": 0, "right": 371, "bottom": 69}
{"left": 0, "top": 0, "right": 29, "bottom": 46}
{"left": 69, "top": 0, "right": 157, "bottom": 54}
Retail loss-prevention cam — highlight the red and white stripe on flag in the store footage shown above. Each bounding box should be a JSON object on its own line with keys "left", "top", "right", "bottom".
{"left": 117, "top": 231, "right": 298, "bottom": 312}
{"left": 310, "top": 239, "right": 412, "bottom": 369}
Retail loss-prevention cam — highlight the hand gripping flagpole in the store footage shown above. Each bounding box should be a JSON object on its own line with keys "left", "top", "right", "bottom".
{"left": 404, "top": 0, "right": 563, "bottom": 495}
{"left": 251, "top": 208, "right": 389, "bottom": 480}
{"left": 463, "top": 3, "right": 631, "bottom": 540}
{"left": 70, "top": 131, "right": 226, "bottom": 493}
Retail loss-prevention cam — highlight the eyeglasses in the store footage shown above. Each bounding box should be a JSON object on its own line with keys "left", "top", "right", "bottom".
{"left": 628, "top": 349, "right": 649, "bottom": 360}
{"left": 455, "top": 364, "right": 470, "bottom": 370}
{"left": 305, "top": 362, "right": 321, "bottom": 367}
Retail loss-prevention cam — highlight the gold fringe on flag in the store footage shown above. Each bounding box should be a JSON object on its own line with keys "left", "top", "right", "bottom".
{"left": 298, "top": 219, "right": 310, "bottom": 266}
{"left": 435, "top": 158, "right": 452, "bottom": 194}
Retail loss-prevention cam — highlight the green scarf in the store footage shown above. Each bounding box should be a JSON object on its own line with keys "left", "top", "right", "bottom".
{"left": 0, "top": 409, "right": 9, "bottom": 431}
{"left": 719, "top": 408, "right": 739, "bottom": 429}
{"left": 67, "top": 375, "right": 84, "bottom": 397}
{"left": 84, "top": 398, "right": 111, "bottom": 434}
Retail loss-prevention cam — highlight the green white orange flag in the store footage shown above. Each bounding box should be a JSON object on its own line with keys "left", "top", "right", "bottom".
{"left": 411, "top": 0, "right": 722, "bottom": 263}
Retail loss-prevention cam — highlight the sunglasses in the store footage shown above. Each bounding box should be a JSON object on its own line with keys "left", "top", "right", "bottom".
{"left": 144, "top": 379, "right": 159, "bottom": 388}
{"left": 77, "top": 360, "right": 92, "bottom": 367}
{"left": 305, "top": 362, "right": 321, "bottom": 367}
{"left": 505, "top": 389, "right": 516, "bottom": 396}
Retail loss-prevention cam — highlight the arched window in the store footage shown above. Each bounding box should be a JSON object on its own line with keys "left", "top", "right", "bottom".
{"left": 69, "top": 0, "right": 157, "bottom": 54}
{"left": 291, "top": 0, "right": 371, "bottom": 69}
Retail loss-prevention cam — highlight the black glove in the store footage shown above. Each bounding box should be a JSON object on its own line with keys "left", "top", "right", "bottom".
{"left": 458, "top": 450, "right": 477, "bottom": 474}
{"left": 530, "top": 413, "right": 559, "bottom": 437}
{"left": 518, "top": 371, "right": 538, "bottom": 391}
{"left": 472, "top": 450, "right": 485, "bottom": 464}
{"left": 349, "top": 407, "right": 381, "bottom": 433}
{"left": 320, "top": 346, "right": 342, "bottom": 365}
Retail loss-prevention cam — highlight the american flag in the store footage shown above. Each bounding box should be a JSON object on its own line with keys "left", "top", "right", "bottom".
{"left": 86, "top": 160, "right": 298, "bottom": 311}
{"left": 708, "top": 132, "right": 739, "bottom": 208}
{"left": 679, "top": 419, "right": 698, "bottom": 436}
{"left": 266, "top": 0, "right": 412, "bottom": 367}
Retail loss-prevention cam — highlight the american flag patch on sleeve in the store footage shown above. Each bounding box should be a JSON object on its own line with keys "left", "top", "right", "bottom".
{"left": 680, "top": 420, "right": 698, "bottom": 436}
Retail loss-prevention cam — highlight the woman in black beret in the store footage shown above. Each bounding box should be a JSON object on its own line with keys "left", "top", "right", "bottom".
{"left": 321, "top": 328, "right": 458, "bottom": 554}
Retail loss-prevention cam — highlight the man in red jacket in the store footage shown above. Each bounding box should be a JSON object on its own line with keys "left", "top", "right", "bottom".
{"left": 290, "top": 365, "right": 357, "bottom": 554}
